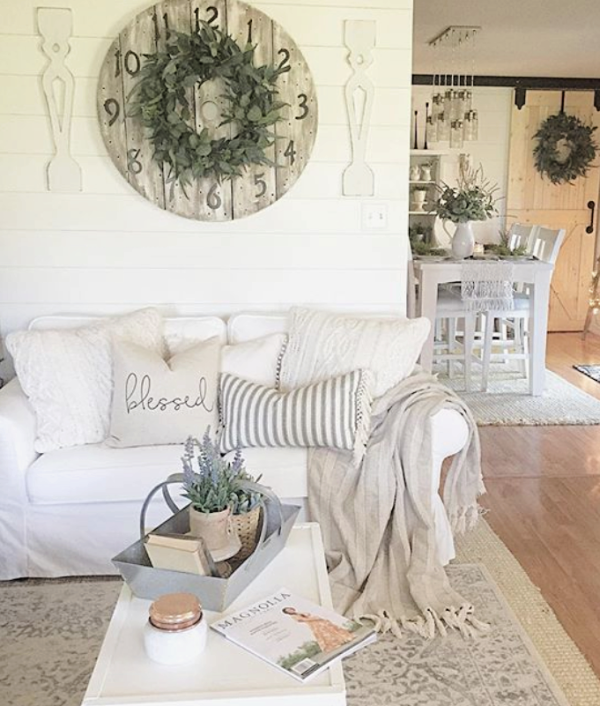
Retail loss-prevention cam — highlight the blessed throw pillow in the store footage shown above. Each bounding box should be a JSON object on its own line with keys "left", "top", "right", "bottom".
{"left": 6, "top": 308, "right": 164, "bottom": 452}
{"left": 279, "top": 307, "right": 430, "bottom": 398}
{"left": 221, "top": 333, "right": 287, "bottom": 387}
{"left": 107, "top": 337, "right": 221, "bottom": 448}
{"left": 219, "top": 370, "right": 372, "bottom": 464}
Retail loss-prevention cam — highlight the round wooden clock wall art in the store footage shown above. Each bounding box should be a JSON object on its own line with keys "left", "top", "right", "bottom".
{"left": 97, "top": 0, "right": 318, "bottom": 221}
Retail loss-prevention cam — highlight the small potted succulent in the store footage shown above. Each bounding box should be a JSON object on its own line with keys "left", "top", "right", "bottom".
{"left": 181, "top": 429, "right": 263, "bottom": 562}
{"left": 411, "top": 185, "right": 429, "bottom": 212}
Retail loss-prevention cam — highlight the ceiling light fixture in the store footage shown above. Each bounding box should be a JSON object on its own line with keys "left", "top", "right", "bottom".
{"left": 427, "top": 26, "right": 481, "bottom": 149}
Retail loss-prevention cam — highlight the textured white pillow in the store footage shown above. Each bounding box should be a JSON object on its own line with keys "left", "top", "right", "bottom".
{"left": 6, "top": 308, "right": 164, "bottom": 452}
{"left": 279, "top": 307, "right": 430, "bottom": 398}
{"left": 107, "top": 337, "right": 221, "bottom": 448}
{"left": 221, "top": 333, "right": 287, "bottom": 387}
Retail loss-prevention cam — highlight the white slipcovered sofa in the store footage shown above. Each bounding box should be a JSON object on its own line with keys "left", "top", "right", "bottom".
{"left": 0, "top": 312, "right": 468, "bottom": 580}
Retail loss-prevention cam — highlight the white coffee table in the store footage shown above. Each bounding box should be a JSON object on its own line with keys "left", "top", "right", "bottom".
{"left": 82, "top": 523, "right": 346, "bottom": 706}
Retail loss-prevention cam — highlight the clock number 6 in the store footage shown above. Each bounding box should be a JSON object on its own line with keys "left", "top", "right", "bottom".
{"left": 254, "top": 173, "right": 267, "bottom": 199}
{"left": 207, "top": 183, "right": 222, "bottom": 210}
{"left": 127, "top": 148, "right": 143, "bottom": 175}
{"left": 296, "top": 93, "right": 309, "bottom": 120}
{"left": 284, "top": 140, "right": 296, "bottom": 166}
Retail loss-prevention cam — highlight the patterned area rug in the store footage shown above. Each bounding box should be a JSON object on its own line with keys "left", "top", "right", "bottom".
{"left": 2, "top": 523, "right": 599, "bottom": 706}
{"left": 573, "top": 364, "right": 600, "bottom": 384}
{"left": 440, "top": 369, "right": 600, "bottom": 425}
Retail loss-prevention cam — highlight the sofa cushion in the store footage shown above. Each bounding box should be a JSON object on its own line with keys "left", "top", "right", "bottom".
{"left": 221, "top": 333, "right": 287, "bottom": 386}
{"left": 8, "top": 308, "right": 165, "bottom": 453}
{"left": 29, "top": 314, "right": 227, "bottom": 349}
{"left": 219, "top": 370, "right": 371, "bottom": 464}
{"left": 107, "top": 337, "right": 221, "bottom": 448}
{"left": 27, "top": 444, "right": 308, "bottom": 505}
{"left": 227, "top": 312, "right": 288, "bottom": 343}
{"left": 280, "top": 307, "right": 430, "bottom": 398}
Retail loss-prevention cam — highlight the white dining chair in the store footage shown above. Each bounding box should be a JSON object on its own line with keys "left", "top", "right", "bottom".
{"left": 480, "top": 226, "right": 565, "bottom": 392}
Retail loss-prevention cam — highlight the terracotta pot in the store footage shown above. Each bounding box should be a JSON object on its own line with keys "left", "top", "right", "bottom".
{"left": 188, "top": 506, "right": 241, "bottom": 562}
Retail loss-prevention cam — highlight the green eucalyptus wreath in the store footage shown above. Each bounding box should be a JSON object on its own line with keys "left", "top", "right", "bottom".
{"left": 128, "top": 21, "right": 289, "bottom": 190}
{"left": 533, "top": 112, "right": 597, "bottom": 185}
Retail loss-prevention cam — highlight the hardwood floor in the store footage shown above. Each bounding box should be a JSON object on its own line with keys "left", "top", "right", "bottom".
{"left": 479, "top": 332, "right": 600, "bottom": 676}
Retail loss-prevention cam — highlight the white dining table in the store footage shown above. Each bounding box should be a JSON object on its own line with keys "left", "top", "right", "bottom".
{"left": 413, "top": 258, "right": 555, "bottom": 396}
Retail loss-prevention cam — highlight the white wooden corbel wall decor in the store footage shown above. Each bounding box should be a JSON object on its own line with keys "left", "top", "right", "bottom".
{"left": 342, "top": 20, "right": 376, "bottom": 197}
{"left": 37, "top": 7, "right": 82, "bottom": 192}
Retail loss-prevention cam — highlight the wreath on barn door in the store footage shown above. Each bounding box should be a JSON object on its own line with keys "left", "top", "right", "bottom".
{"left": 128, "top": 21, "right": 289, "bottom": 189}
{"left": 533, "top": 112, "right": 597, "bottom": 185}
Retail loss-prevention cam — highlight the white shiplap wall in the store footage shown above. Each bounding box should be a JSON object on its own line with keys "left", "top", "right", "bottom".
{"left": 0, "top": 0, "right": 414, "bottom": 375}
{"left": 412, "top": 86, "right": 513, "bottom": 245}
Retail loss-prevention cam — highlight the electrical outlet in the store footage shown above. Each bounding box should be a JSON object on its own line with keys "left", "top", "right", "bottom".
{"left": 362, "top": 202, "right": 388, "bottom": 231}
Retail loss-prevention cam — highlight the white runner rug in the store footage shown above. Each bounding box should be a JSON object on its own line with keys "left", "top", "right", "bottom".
{"left": 441, "top": 369, "right": 600, "bottom": 425}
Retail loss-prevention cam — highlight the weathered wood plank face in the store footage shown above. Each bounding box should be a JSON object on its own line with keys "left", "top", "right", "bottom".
{"left": 227, "top": 0, "right": 276, "bottom": 219}
{"left": 96, "top": 0, "right": 318, "bottom": 221}
{"left": 119, "top": 6, "right": 166, "bottom": 209}
{"left": 155, "top": 0, "right": 197, "bottom": 219}
{"left": 97, "top": 37, "right": 128, "bottom": 180}
{"left": 272, "top": 20, "right": 318, "bottom": 200}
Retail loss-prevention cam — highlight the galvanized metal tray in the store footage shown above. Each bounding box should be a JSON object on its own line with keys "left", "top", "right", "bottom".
{"left": 112, "top": 475, "right": 300, "bottom": 611}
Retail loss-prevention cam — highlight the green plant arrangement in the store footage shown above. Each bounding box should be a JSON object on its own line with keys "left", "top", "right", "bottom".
{"left": 432, "top": 165, "right": 499, "bottom": 223}
{"left": 484, "top": 229, "right": 528, "bottom": 258}
{"left": 410, "top": 241, "right": 446, "bottom": 257}
{"left": 408, "top": 223, "right": 432, "bottom": 243}
{"left": 533, "top": 112, "right": 597, "bottom": 185}
{"left": 128, "top": 21, "right": 289, "bottom": 191}
{"left": 181, "top": 429, "right": 260, "bottom": 514}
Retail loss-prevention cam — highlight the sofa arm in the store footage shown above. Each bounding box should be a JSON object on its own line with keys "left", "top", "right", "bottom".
{"left": 0, "top": 378, "right": 38, "bottom": 480}
{"left": 430, "top": 407, "right": 469, "bottom": 461}
{"left": 0, "top": 378, "right": 38, "bottom": 578}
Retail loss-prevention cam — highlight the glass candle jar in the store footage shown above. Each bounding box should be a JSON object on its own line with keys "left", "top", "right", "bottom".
{"left": 436, "top": 111, "right": 450, "bottom": 142}
{"left": 425, "top": 116, "right": 438, "bottom": 145}
{"left": 143, "top": 593, "right": 208, "bottom": 665}
{"left": 450, "top": 119, "right": 464, "bottom": 149}
{"left": 464, "top": 110, "right": 479, "bottom": 141}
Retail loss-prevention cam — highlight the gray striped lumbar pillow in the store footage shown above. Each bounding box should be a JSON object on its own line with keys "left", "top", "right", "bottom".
{"left": 219, "top": 370, "right": 372, "bottom": 464}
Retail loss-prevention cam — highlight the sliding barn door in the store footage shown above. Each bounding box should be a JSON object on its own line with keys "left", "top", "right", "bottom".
{"left": 507, "top": 90, "right": 600, "bottom": 331}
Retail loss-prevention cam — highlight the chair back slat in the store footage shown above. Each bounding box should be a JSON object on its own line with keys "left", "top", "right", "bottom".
{"left": 531, "top": 227, "right": 565, "bottom": 265}
{"left": 508, "top": 223, "right": 539, "bottom": 253}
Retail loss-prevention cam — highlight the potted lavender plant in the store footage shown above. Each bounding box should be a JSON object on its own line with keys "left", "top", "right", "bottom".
{"left": 181, "top": 430, "right": 242, "bottom": 562}
{"left": 181, "top": 429, "right": 264, "bottom": 562}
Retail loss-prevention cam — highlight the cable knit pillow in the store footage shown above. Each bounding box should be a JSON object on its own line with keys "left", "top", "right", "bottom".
{"left": 107, "top": 337, "right": 220, "bottom": 448}
{"left": 219, "top": 370, "right": 372, "bottom": 464}
{"left": 279, "top": 307, "right": 431, "bottom": 398}
{"left": 6, "top": 308, "right": 164, "bottom": 452}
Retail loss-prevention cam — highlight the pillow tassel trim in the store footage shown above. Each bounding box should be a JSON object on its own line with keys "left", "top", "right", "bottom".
{"left": 353, "top": 369, "right": 373, "bottom": 467}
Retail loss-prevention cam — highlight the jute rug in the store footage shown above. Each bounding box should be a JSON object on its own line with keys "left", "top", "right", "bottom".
{"left": 441, "top": 369, "right": 600, "bottom": 425}
{"left": 2, "top": 521, "right": 599, "bottom": 706}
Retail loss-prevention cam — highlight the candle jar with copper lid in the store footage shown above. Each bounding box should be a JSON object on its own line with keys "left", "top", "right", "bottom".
{"left": 143, "top": 592, "right": 207, "bottom": 665}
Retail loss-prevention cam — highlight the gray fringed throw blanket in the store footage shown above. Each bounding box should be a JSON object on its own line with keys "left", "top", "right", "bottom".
{"left": 307, "top": 371, "right": 487, "bottom": 639}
